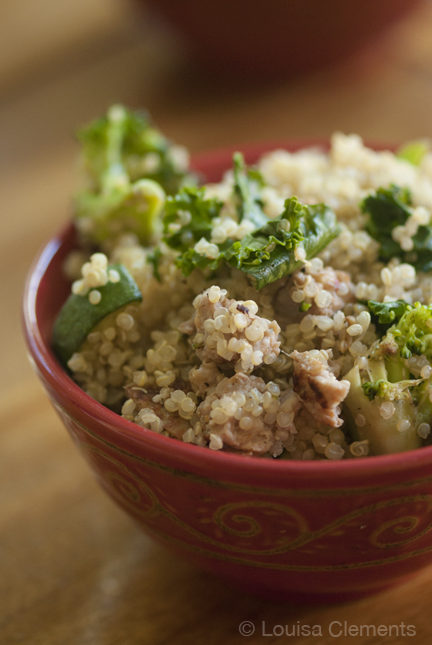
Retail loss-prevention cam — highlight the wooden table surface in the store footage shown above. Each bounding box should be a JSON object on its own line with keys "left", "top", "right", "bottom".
{"left": 3, "top": 3, "right": 432, "bottom": 643}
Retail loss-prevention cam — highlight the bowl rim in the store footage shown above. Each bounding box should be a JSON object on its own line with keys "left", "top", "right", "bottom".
{"left": 22, "top": 138, "right": 432, "bottom": 481}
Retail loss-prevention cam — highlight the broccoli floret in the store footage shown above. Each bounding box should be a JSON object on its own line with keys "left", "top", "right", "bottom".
{"left": 368, "top": 302, "right": 432, "bottom": 377}
{"left": 362, "top": 378, "right": 391, "bottom": 400}
{"left": 397, "top": 140, "right": 429, "bottom": 166}
{"left": 386, "top": 302, "right": 432, "bottom": 359}
{"left": 344, "top": 302, "right": 432, "bottom": 454}
{"left": 76, "top": 177, "right": 165, "bottom": 245}
{"left": 75, "top": 105, "right": 194, "bottom": 245}
{"left": 78, "top": 104, "right": 193, "bottom": 194}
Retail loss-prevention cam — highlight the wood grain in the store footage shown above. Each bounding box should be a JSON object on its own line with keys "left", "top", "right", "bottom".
{"left": 2, "top": 1, "right": 432, "bottom": 643}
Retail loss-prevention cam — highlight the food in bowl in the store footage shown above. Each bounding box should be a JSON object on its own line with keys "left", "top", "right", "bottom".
{"left": 52, "top": 105, "right": 432, "bottom": 460}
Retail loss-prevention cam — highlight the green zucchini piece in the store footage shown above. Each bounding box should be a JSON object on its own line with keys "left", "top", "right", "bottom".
{"left": 52, "top": 264, "right": 142, "bottom": 365}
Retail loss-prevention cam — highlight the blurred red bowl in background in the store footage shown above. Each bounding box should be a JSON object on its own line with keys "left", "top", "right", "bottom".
{"left": 23, "top": 140, "right": 432, "bottom": 602}
{"left": 142, "top": 0, "right": 424, "bottom": 78}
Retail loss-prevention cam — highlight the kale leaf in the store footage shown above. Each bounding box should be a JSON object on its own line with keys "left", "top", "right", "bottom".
{"left": 367, "top": 299, "right": 412, "bottom": 335}
{"left": 232, "top": 152, "right": 267, "bottom": 228}
{"left": 163, "top": 188, "right": 340, "bottom": 289}
{"left": 163, "top": 186, "right": 223, "bottom": 251}
{"left": 224, "top": 197, "right": 340, "bottom": 289}
{"left": 361, "top": 184, "right": 432, "bottom": 272}
{"left": 362, "top": 184, "right": 412, "bottom": 261}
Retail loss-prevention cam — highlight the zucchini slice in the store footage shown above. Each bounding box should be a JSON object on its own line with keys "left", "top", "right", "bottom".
{"left": 52, "top": 264, "right": 142, "bottom": 365}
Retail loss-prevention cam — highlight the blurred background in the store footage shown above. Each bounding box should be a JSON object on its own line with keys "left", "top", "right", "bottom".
{"left": 2, "top": 1, "right": 432, "bottom": 642}
{"left": 3, "top": 0, "right": 432, "bottom": 390}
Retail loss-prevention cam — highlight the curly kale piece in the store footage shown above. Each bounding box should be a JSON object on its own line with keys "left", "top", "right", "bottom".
{"left": 163, "top": 152, "right": 267, "bottom": 252}
{"left": 163, "top": 185, "right": 340, "bottom": 289}
{"left": 407, "top": 225, "right": 432, "bottom": 273}
{"left": 362, "top": 184, "right": 412, "bottom": 261}
{"left": 232, "top": 152, "right": 267, "bottom": 228}
{"left": 224, "top": 196, "right": 340, "bottom": 289}
{"left": 367, "top": 299, "right": 412, "bottom": 336}
{"left": 75, "top": 105, "right": 194, "bottom": 244}
{"left": 163, "top": 186, "right": 223, "bottom": 252}
{"left": 362, "top": 184, "right": 432, "bottom": 272}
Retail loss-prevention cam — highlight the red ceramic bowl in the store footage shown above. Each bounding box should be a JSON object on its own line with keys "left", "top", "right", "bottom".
{"left": 142, "top": 0, "right": 424, "bottom": 78}
{"left": 23, "top": 141, "right": 432, "bottom": 602}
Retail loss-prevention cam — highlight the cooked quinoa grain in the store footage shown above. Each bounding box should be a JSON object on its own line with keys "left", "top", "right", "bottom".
{"left": 59, "top": 129, "right": 432, "bottom": 459}
{"left": 180, "top": 287, "right": 281, "bottom": 373}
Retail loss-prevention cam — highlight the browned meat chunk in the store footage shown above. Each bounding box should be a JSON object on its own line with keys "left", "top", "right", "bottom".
{"left": 290, "top": 349, "right": 350, "bottom": 427}
{"left": 188, "top": 361, "right": 223, "bottom": 396}
{"left": 124, "top": 385, "right": 191, "bottom": 439}
{"left": 291, "top": 264, "right": 354, "bottom": 316}
{"left": 180, "top": 286, "right": 280, "bottom": 373}
{"left": 197, "top": 373, "right": 300, "bottom": 456}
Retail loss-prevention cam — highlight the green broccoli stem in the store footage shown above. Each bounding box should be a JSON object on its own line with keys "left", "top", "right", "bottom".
{"left": 367, "top": 359, "right": 388, "bottom": 382}
{"left": 384, "top": 354, "right": 410, "bottom": 382}
{"left": 101, "top": 105, "right": 129, "bottom": 194}
{"left": 344, "top": 364, "right": 421, "bottom": 455}
{"left": 414, "top": 379, "right": 432, "bottom": 426}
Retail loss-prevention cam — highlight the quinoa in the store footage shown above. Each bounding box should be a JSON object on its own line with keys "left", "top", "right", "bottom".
{"left": 61, "top": 132, "right": 432, "bottom": 459}
{"left": 180, "top": 287, "right": 281, "bottom": 373}
{"left": 196, "top": 373, "right": 300, "bottom": 456}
